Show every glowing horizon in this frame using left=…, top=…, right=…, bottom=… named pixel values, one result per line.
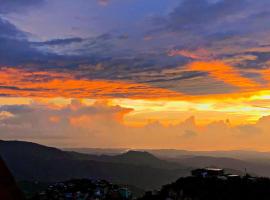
left=1, top=0, right=270, bottom=150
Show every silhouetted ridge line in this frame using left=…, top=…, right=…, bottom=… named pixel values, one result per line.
left=0, top=140, right=189, bottom=190
left=0, top=156, right=25, bottom=200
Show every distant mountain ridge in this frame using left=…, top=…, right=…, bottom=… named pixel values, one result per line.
left=67, top=147, right=270, bottom=160
left=3, top=140, right=270, bottom=191
left=146, top=149, right=270, bottom=160
left=67, top=147, right=270, bottom=177
left=0, top=140, right=189, bottom=190
left=68, top=150, right=184, bottom=170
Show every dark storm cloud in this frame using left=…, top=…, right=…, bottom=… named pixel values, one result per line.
left=0, top=16, right=77, bottom=67
left=0, top=18, right=26, bottom=39
left=0, top=18, right=42, bottom=65
left=148, top=0, right=270, bottom=79
left=0, top=18, right=62, bottom=66
left=151, top=0, right=270, bottom=48
left=33, top=37, right=84, bottom=46
left=1, top=0, right=270, bottom=96
left=167, top=0, right=246, bottom=31
left=0, top=0, right=45, bottom=14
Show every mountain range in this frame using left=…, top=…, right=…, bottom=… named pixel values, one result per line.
left=0, top=140, right=189, bottom=190
left=2, top=140, right=270, bottom=191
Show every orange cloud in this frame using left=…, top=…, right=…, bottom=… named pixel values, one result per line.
left=49, top=116, right=61, bottom=123
left=0, top=65, right=268, bottom=105
left=260, top=69, right=270, bottom=83
left=1, top=90, right=270, bottom=150
left=0, top=67, right=182, bottom=100
left=187, top=61, right=259, bottom=89
left=2, top=100, right=270, bottom=151
left=69, top=115, right=92, bottom=127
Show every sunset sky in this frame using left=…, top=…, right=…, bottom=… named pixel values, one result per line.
left=0, top=0, right=270, bottom=150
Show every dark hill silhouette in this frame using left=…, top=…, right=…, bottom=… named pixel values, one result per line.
left=116, top=150, right=160, bottom=162
left=69, top=150, right=184, bottom=170
left=0, top=156, right=25, bottom=200
left=4, top=140, right=270, bottom=191
left=138, top=176, right=270, bottom=200
left=115, top=150, right=177, bottom=168
left=69, top=148, right=270, bottom=160
left=147, top=149, right=270, bottom=160
left=64, top=147, right=127, bottom=155
left=69, top=147, right=270, bottom=177
left=0, top=140, right=189, bottom=190
left=0, top=140, right=72, bottom=160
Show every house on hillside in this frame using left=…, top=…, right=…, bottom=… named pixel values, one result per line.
left=118, top=187, right=132, bottom=199
left=191, top=168, right=224, bottom=177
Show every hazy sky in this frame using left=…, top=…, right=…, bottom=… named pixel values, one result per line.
left=0, top=0, right=270, bottom=150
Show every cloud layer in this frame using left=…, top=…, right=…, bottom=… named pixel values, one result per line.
left=0, top=0, right=270, bottom=149
left=0, top=100, right=269, bottom=150
left=1, top=0, right=270, bottom=96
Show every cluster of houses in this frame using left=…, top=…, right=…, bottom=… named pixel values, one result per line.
left=32, top=179, right=132, bottom=200
left=31, top=168, right=245, bottom=200
left=138, top=168, right=264, bottom=200
left=191, top=167, right=241, bottom=180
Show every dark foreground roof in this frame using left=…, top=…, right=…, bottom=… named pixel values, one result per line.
left=0, top=156, right=24, bottom=200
